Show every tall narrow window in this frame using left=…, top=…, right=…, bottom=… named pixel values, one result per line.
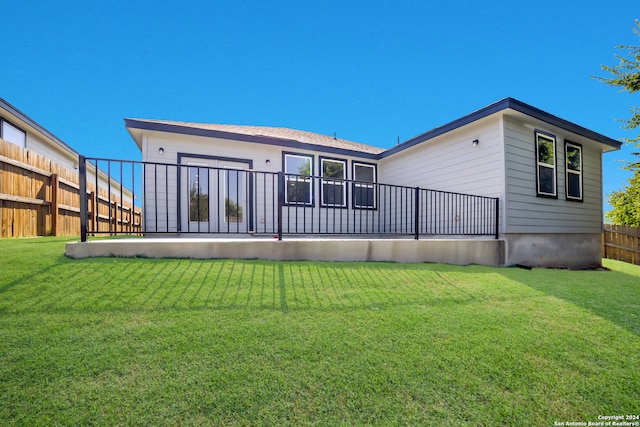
left=1, top=120, right=26, bottom=148
left=353, top=162, right=376, bottom=209
left=565, top=142, right=583, bottom=201
left=535, top=132, right=556, bottom=198
left=224, top=168, right=244, bottom=222
left=320, top=158, right=346, bottom=207
left=188, top=165, right=209, bottom=222
left=284, top=153, right=313, bottom=205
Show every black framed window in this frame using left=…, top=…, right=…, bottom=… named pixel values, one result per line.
left=565, top=142, right=583, bottom=201
left=320, top=157, right=347, bottom=207
left=1, top=119, right=26, bottom=148
left=535, top=132, right=557, bottom=198
left=284, top=153, right=313, bottom=205
left=353, top=162, right=376, bottom=209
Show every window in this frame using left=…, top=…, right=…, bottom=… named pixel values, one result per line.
left=188, top=164, right=209, bottom=222
left=353, top=162, right=376, bottom=208
left=565, top=142, right=583, bottom=201
left=284, top=153, right=313, bottom=205
left=1, top=119, right=26, bottom=148
left=224, top=168, right=244, bottom=222
left=320, top=158, right=346, bottom=207
left=535, top=132, right=556, bottom=197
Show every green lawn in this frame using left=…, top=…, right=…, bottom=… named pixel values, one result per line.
left=1, top=237, right=639, bottom=426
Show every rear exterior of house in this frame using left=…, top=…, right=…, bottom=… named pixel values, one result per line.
left=122, top=98, right=620, bottom=267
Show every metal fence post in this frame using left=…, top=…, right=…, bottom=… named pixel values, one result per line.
left=277, top=171, right=284, bottom=241
left=414, top=187, right=420, bottom=240
left=495, top=197, right=500, bottom=239
left=79, top=155, right=88, bottom=242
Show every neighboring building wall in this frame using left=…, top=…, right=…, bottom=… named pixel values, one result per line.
left=1, top=103, right=78, bottom=171
left=26, top=132, right=77, bottom=171
left=1, top=99, right=138, bottom=237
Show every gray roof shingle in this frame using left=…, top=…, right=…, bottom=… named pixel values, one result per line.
left=128, top=119, right=386, bottom=155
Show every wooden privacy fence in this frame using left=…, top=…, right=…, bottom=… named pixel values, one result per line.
left=0, top=139, right=141, bottom=238
left=602, top=224, right=640, bottom=266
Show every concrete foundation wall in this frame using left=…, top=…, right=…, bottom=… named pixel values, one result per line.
left=66, top=238, right=506, bottom=266
left=504, top=233, right=602, bottom=268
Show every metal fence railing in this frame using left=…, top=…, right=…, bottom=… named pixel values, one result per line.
left=79, top=156, right=499, bottom=242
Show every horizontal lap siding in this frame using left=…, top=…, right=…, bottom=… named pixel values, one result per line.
left=379, top=117, right=503, bottom=198
left=26, top=133, right=77, bottom=171
left=504, top=117, right=602, bottom=234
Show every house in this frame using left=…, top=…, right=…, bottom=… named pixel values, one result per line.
left=0, top=97, right=139, bottom=237
left=1, top=97, right=82, bottom=171
left=77, top=97, right=620, bottom=267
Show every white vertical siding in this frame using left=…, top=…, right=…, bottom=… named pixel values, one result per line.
left=503, top=116, right=603, bottom=234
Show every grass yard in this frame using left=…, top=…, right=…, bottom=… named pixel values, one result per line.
left=0, top=237, right=639, bottom=426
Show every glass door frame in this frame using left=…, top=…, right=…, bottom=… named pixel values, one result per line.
left=177, top=153, right=254, bottom=233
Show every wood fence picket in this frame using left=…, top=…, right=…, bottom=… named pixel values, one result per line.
left=0, top=139, right=141, bottom=237
left=603, top=224, right=640, bottom=265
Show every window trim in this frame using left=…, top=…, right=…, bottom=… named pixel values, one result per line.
left=283, top=152, right=314, bottom=206
left=565, top=140, right=583, bottom=202
left=319, top=156, right=347, bottom=208
left=352, top=161, right=377, bottom=210
left=534, top=131, right=557, bottom=198
left=1, top=118, right=27, bottom=148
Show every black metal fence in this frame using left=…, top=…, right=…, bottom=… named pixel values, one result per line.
left=79, top=157, right=499, bottom=241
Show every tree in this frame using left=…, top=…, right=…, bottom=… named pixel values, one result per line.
left=606, top=172, right=640, bottom=226
left=597, top=20, right=640, bottom=225
left=596, top=20, right=640, bottom=148
left=225, top=198, right=243, bottom=223
left=189, top=185, right=209, bottom=222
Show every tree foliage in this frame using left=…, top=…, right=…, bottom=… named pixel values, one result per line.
left=596, top=20, right=640, bottom=147
left=597, top=21, right=640, bottom=225
left=189, top=186, right=209, bottom=222
left=606, top=172, right=640, bottom=226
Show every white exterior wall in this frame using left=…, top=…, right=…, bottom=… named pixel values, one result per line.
left=26, top=133, right=77, bottom=171
left=379, top=116, right=504, bottom=196
left=503, top=116, right=603, bottom=234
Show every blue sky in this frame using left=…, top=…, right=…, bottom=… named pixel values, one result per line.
left=2, top=1, right=639, bottom=213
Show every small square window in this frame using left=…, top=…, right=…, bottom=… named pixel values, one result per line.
left=1, top=120, right=26, bottom=148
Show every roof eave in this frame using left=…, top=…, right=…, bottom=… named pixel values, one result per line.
left=379, top=98, right=622, bottom=158
left=124, top=118, right=381, bottom=160
left=0, top=97, right=79, bottom=158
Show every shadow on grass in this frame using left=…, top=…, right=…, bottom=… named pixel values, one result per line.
left=0, top=257, right=490, bottom=316
left=4, top=250, right=638, bottom=339
left=496, top=262, right=640, bottom=337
